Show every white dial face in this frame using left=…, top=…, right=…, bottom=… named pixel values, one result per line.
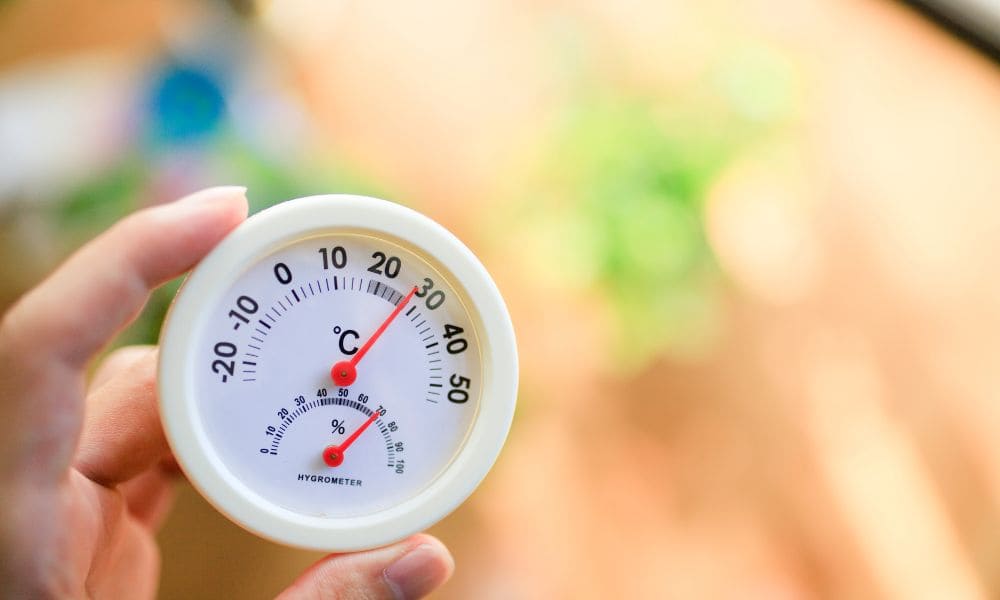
left=194, top=233, right=481, bottom=518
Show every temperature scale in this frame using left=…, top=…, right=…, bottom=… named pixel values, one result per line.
left=158, top=195, right=517, bottom=551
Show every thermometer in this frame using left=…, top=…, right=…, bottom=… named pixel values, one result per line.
left=158, top=195, right=517, bottom=551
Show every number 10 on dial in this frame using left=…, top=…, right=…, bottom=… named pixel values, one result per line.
left=159, top=195, right=518, bottom=551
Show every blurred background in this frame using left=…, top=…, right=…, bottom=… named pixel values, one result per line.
left=2, top=0, right=1000, bottom=597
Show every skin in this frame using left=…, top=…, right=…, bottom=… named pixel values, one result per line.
left=0, top=187, right=454, bottom=599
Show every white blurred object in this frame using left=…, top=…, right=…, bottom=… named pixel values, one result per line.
left=0, top=55, right=141, bottom=205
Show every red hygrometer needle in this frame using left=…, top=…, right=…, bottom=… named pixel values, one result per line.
left=323, top=410, right=381, bottom=467
left=331, top=286, right=418, bottom=386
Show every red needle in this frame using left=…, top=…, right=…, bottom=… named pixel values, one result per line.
left=323, top=410, right=381, bottom=467
left=331, top=286, right=418, bottom=386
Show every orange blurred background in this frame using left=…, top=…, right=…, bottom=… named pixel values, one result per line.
left=3, top=0, right=1000, bottom=598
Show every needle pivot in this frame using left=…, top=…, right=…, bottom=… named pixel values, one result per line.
left=330, top=361, right=357, bottom=387
left=322, top=446, right=345, bottom=467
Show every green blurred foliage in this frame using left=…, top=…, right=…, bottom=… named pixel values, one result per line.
left=525, top=44, right=795, bottom=367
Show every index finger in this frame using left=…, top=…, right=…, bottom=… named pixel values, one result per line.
left=0, top=186, right=247, bottom=479
left=1, top=186, right=248, bottom=369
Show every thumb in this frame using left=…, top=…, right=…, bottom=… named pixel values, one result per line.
left=277, top=535, right=455, bottom=600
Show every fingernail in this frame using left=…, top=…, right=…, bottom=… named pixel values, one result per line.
left=383, top=544, right=444, bottom=600
left=176, top=186, right=247, bottom=206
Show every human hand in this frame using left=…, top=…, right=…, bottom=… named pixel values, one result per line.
left=0, top=187, right=454, bottom=599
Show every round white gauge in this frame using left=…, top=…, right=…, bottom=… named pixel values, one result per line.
left=158, top=195, right=517, bottom=551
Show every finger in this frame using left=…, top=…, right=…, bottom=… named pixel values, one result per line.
left=81, top=479, right=160, bottom=600
left=2, top=186, right=247, bottom=369
left=75, top=349, right=169, bottom=486
left=0, top=187, right=247, bottom=479
left=276, top=535, right=454, bottom=600
left=88, top=345, right=155, bottom=392
left=120, top=461, right=178, bottom=531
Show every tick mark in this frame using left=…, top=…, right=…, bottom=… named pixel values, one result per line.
left=259, top=320, right=272, bottom=329
left=291, top=289, right=300, bottom=302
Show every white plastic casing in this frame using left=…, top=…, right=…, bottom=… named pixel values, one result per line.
left=158, top=195, right=517, bottom=551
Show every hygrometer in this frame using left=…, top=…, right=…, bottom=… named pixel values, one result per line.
left=158, top=194, right=517, bottom=551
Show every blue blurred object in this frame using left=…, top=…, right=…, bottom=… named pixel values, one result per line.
left=146, top=63, right=227, bottom=144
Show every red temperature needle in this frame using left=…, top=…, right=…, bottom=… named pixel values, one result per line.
left=323, top=410, right=381, bottom=467
left=331, top=286, right=418, bottom=387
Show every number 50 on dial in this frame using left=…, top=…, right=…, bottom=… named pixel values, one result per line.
left=158, top=195, right=518, bottom=551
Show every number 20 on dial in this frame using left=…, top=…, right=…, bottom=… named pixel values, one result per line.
left=158, top=195, right=518, bottom=551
